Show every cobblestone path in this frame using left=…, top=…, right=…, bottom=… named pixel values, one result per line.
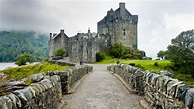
left=60, top=64, right=142, bottom=109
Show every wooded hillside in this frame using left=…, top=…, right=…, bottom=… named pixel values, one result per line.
left=0, top=31, right=49, bottom=62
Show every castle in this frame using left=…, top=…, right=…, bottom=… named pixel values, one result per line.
left=49, top=2, right=138, bottom=63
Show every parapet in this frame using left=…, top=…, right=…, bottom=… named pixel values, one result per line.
left=107, top=64, right=194, bottom=109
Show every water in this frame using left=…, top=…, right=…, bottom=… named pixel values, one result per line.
left=0, top=63, right=17, bottom=70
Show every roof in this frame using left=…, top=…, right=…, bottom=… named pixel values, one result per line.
left=115, top=8, right=132, bottom=16
left=52, top=32, right=69, bottom=40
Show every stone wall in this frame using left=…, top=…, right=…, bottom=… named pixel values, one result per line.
left=0, top=74, right=62, bottom=109
left=68, top=33, right=110, bottom=63
left=47, top=65, right=93, bottom=94
left=50, top=60, right=76, bottom=66
left=107, top=64, right=194, bottom=109
left=0, top=62, right=93, bottom=108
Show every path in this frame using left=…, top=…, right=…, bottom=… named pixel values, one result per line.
left=60, top=64, right=142, bottom=109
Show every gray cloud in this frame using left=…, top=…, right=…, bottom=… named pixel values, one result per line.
left=0, top=0, right=193, bottom=58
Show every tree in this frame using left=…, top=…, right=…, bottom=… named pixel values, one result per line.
left=15, top=53, right=35, bottom=66
left=0, top=31, right=49, bottom=62
left=96, top=52, right=105, bottom=62
left=166, top=30, right=194, bottom=77
left=157, top=50, right=166, bottom=59
left=110, top=42, right=125, bottom=58
left=54, top=48, right=66, bottom=57
left=122, top=47, right=140, bottom=59
left=109, top=42, right=140, bottom=59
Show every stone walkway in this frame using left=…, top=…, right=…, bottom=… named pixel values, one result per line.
left=60, top=64, right=142, bottom=109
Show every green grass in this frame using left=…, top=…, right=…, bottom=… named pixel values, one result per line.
left=122, top=60, right=171, bottom=71
left=95, top=58, right=194, bottom=85
left=173, top=72, right=194, bottom=85
left=0, top=61, right=70, bottom=80
left=94, top=57, right=171, bottom=71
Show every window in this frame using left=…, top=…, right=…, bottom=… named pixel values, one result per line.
left=123, top=29, right=126, bottom=36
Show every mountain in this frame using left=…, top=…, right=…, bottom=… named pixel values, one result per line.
left=0, top=31, right=49, bottom=62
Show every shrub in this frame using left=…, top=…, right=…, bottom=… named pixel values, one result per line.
left=109, top=42, right=125, bottom=58
left=129, top=63, right=135, bottom=66
left=116, top=59, right=120, bottom=64
left=15, top=53, right=35, bottom=66
left=164, top=64, right=174, bottom=71
left=96, top=52, right=105, bottom=62
left=54, top=48, right=66, bottom=57
left=154, top=62, right=158, bottom=66
left=135, top=64, right=145, bottom=70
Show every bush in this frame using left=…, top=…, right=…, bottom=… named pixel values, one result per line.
left=109, top=42, right=125, bottom=58
left=129, top=63, right=135, bottom=66
left=164, top=64, right=174, bottom=71
left=154, top=62, right=158, bottom=66
left=135, top=64, right=145, bottom=70
left=15, top=53, right=35, bottom=66
left=96, top=52, right=105, bottom=62
left=54, top=48, right=66, bottom=57
left=116, top=59, right=120, bottom=64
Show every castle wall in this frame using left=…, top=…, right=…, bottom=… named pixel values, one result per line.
left=48, top=30, right=69, bottom=58
left=112, top=18, right=138, bottom=48
left=97, top=3, right=138, bottom=48
left=49, top=2, right=138, bottom=63
left=68, top=33, right=109, bottom=63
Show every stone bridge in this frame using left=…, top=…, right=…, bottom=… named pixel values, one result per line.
left=0, top=61, right=194, bottom=109
left=59, top=64, right=142, bottom=109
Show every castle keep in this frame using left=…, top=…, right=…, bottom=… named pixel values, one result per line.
left=49, top=3, right=138, bottom=63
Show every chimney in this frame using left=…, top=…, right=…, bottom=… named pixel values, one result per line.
left=50, top=33, right=52, bottom=39
left=88, top=28, right=91, bottom=34
left=60, top=29, right=64, bottom=33
left=119, top=2, right=125, bottom=17
left=119, top=2, right=125, bottom=9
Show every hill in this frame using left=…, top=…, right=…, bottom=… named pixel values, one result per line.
left=0, top=31, right=49, bottom=62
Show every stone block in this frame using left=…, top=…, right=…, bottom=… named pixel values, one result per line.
left=150, top=74, right=161, bottom=87
left=185, top=88, right=194, bottom=109
left=175, top=83, right=189, bottom=102
left=12, top=90, right=28, bottom=107
left=7, top=93, right=20, bottom=108
left=166, top=79, right=179, bottom=96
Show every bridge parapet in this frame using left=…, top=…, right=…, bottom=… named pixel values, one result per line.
left=107, top=64, right=194, bottom=109
left=47, top=65, right=93, bottom=94
left=0, top=74, right=62, bottom=109
left=0, top=62, right=93, bottom=108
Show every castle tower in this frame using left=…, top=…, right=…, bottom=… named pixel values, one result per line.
left=97, top=2, right=138, bottom=48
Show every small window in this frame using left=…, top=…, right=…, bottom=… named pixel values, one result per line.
left=123, top=29, right=126, bottom=36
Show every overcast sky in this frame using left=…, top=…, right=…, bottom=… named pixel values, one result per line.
left=0, top=0, right=193, bottom=59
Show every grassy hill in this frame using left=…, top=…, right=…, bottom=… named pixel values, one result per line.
left=0, top=31, right=49, bottom=62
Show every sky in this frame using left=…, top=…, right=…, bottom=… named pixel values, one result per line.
left=0, top=0, right=194, bottom=59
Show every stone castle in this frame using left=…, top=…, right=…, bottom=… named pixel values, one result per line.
left=49, top=2, right=138, bottom=63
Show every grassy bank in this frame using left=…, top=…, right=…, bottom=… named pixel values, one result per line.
left=94, top=58, right=171, bottom=71
left=95, top=58, right=194, bottom=85
left=122, top=60, right=171, bottom=71
left=0, top=61, right=70, bottom=80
